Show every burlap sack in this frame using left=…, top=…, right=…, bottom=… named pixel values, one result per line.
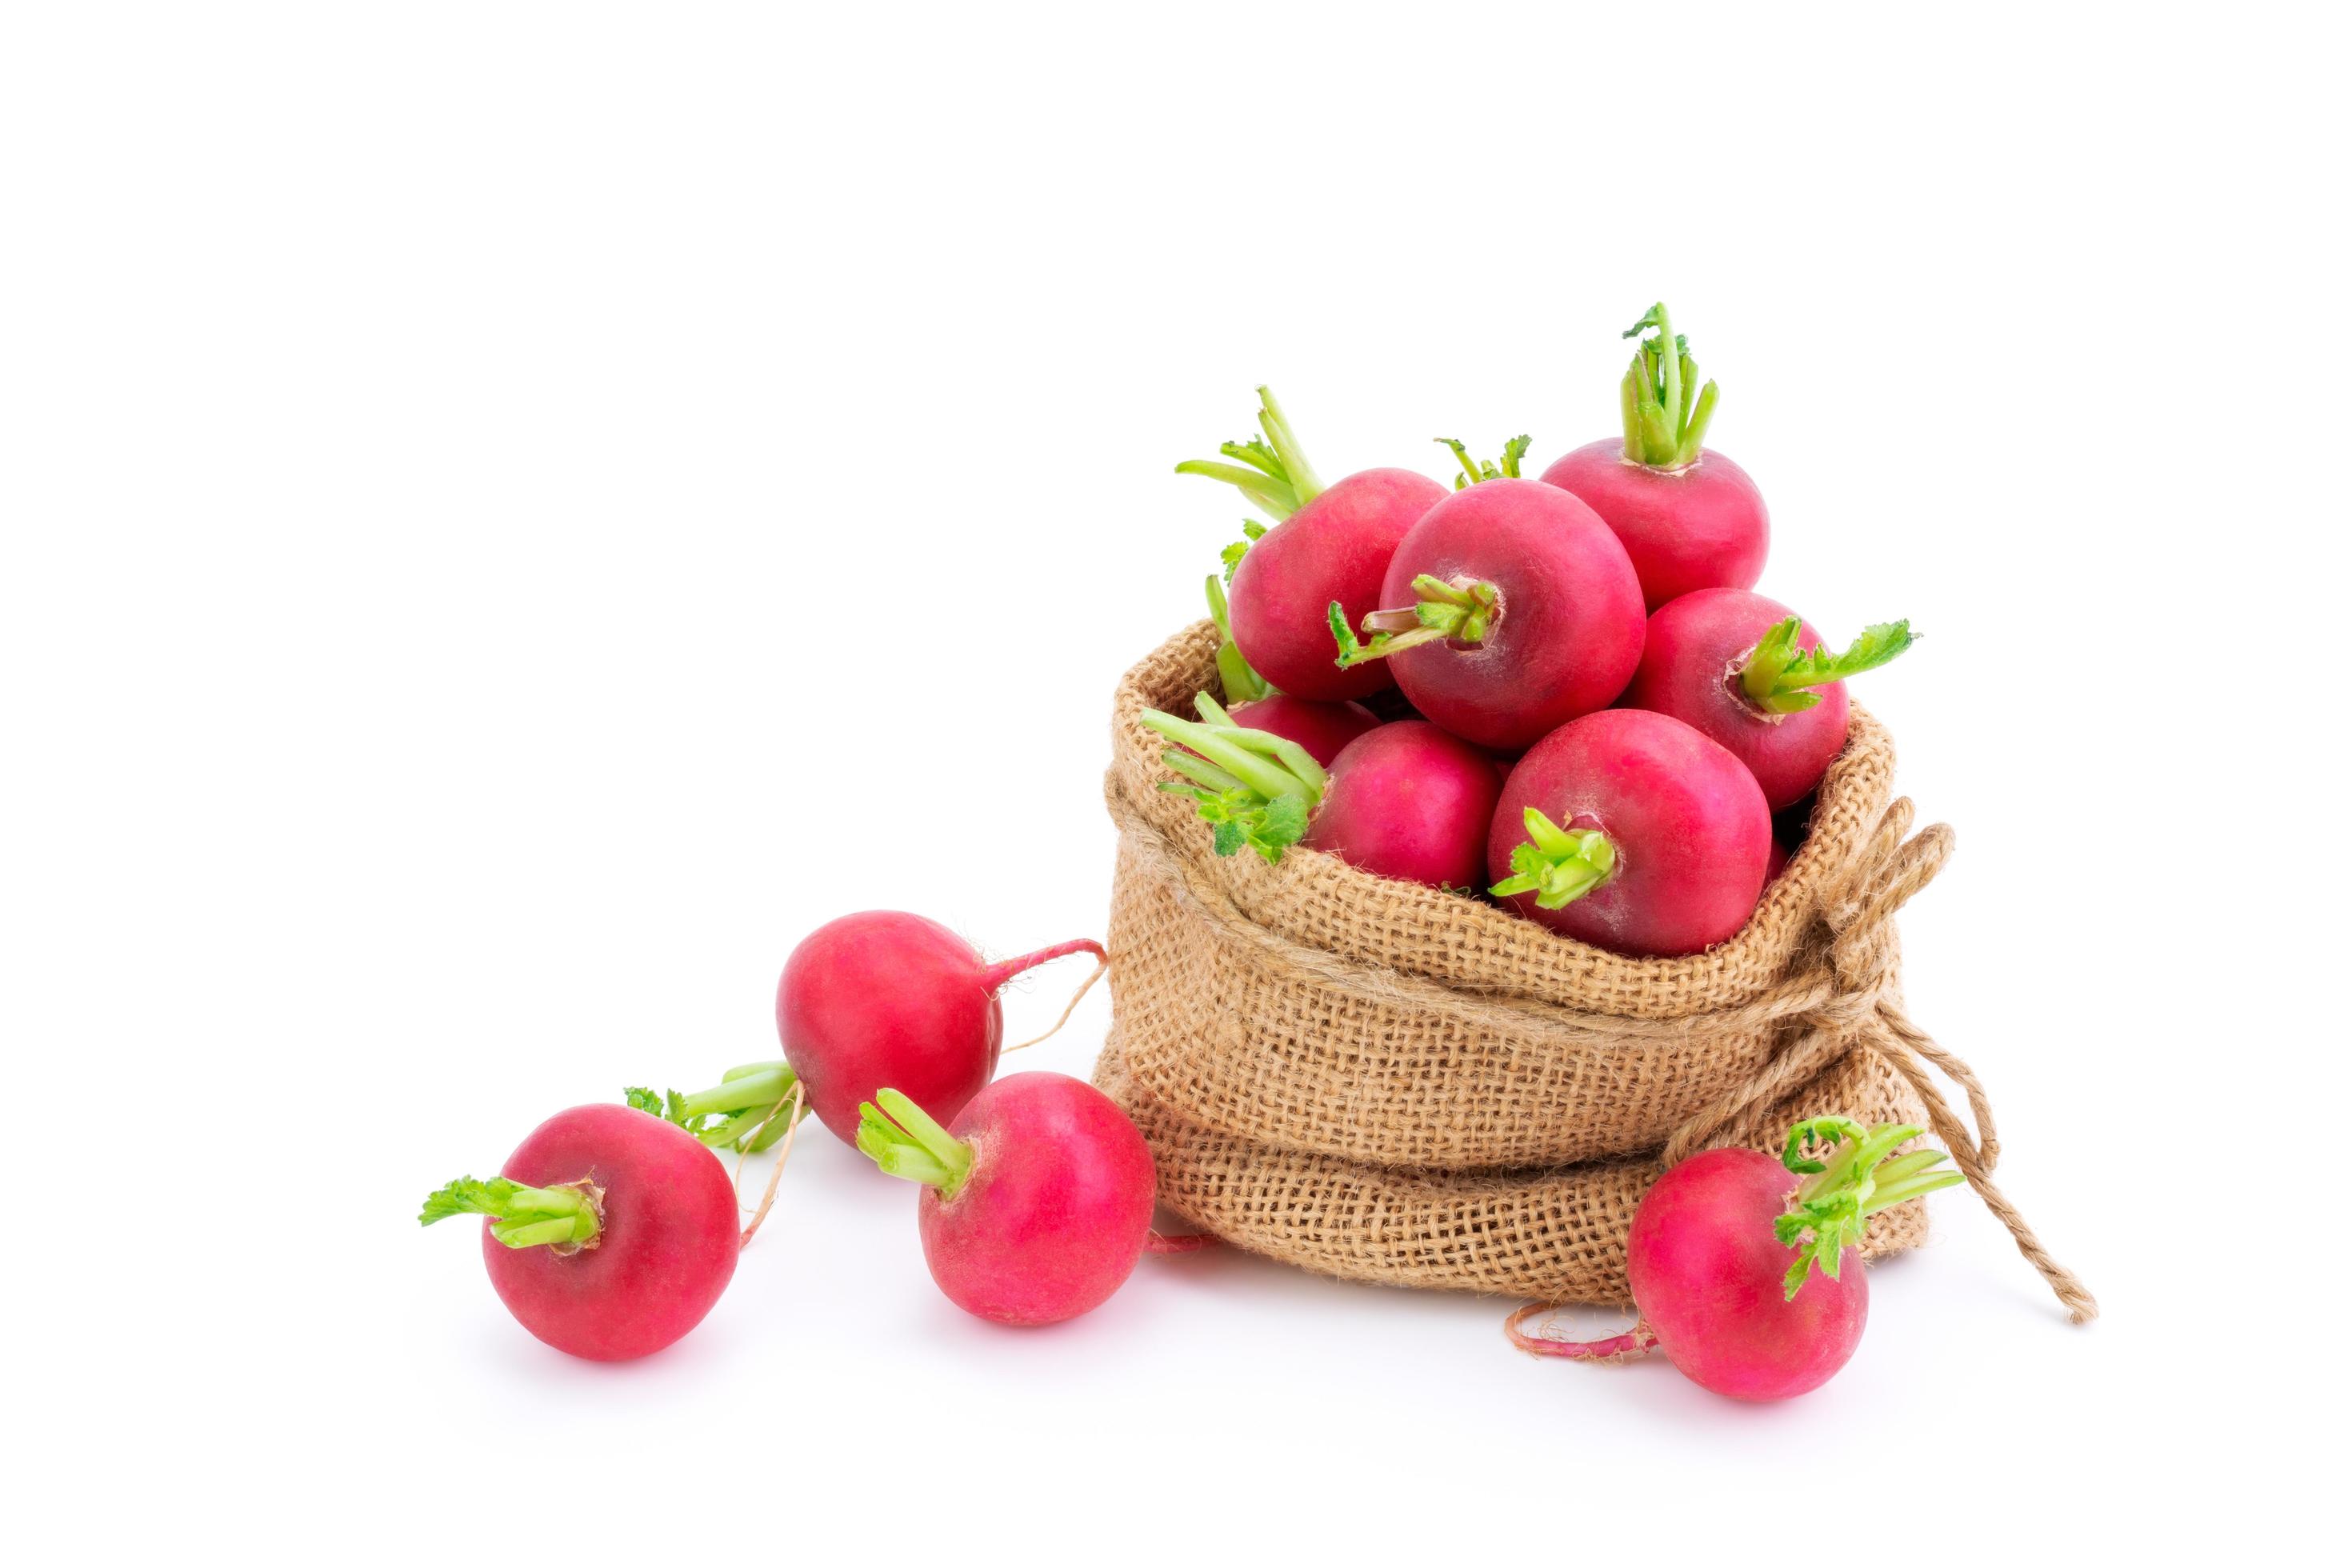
left=1094, top=622, right=2097, bottom=1318
left=1098, top=1028, right=1928, bottom=1303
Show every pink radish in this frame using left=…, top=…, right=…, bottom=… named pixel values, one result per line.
left=858, top=1073, right=1156, bottom=1326
left=1509, top=1118, right=1962, bottom=1401
left=1142, top=698, right=1498, bottom=889
left=777, top=912, right=1106, bottom=1148
left=1540, top=303, right=1769, bottom=610
left=1301, top=720, right=1501, bottom=890
left=1326, top=451, right=1646, bottom=751
left=1765, top=835, right=1793, bottom=882
left=418, top=1103, right=739, bottom=1362
left=1180, top=386, right=1447, bottom=702
left=1622, top=587, right=1916, bottom=810
left=1488, top=708, right=1769, bottom=957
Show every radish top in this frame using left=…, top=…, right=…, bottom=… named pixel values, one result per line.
left=419, top=1174, right=604, bottom=1252
left=1775, top=1117, right=1965, bottom=1299
left=857, top=1088, right=977, bottom=1198
left=1737, top=617, right=1917, bottom=714
left=1489, top=806, right=1618, bottom=908
left=1436, top=433, right=1532, bottom=489
left=1139, top=693, right=1327, bottom=862
left=1618, top=302, right=1721, bottom=470
left=625, top=1063, right=805, bottom=1156
left=1176, top=385, right=1326, bottom=522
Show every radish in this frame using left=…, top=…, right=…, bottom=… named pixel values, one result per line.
left=1142, top=697, right=1498, bottom=888
left=1298, top=718, right=1501, bottom=890
left=1623, top=587, right=1916, bottom=810
left=1179, top=386, right=1447, bottom=702
left=857, top=1073, right=1156, bottom=1326
left=1508, top=1118, right=1962, bottom=1401
left=1199, top=559, right=1379, bottom=762
left=1325, top=455, right=1646, bottom=751
left=1540, top=303, right=1769, bottom=610
left=1487, top=708, right=1770, bottom=957
left=418, top=1102, right=739, bottom=1362
left=777, top=912, right=1106, bottom=1148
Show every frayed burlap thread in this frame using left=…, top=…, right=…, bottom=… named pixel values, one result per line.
left=1094, top=622, right=2097, bottom=1321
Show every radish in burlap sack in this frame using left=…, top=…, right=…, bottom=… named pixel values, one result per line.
left=1093, top=622, right=2095, bottom=1321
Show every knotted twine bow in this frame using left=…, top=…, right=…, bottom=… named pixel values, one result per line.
left=1658, top=798, right=2097, bottom=1323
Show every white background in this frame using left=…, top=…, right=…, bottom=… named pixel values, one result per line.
left=4, top=3, right=2342, bottom=1560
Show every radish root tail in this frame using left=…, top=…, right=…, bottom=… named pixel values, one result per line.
left=1001, top=948, right=1110, bottom=1054
left=1504, top=1300, right=1660, bottom=1363
left=1142, top=1229, right=1223, bottom=1254
left=736, top=1080, right=806, bottom=1249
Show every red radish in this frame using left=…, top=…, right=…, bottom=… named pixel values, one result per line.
left=1141, top=698, right=1498, bottom=889
left=1623, top=587, right=1916, bottom=810
left=418, top=1103, right=739, bottom=1362
left=1180, top=386, right=1447, bottom=702
left=1326, top=454, right=1646, bottom=751
left=778, top=912, right=1106, bottom=1148
left=1765, top=835, right=1792, bottom=882
left=1508, top=1118, right=1962, bottom=1400
left=858, top=1074, right=1156, bottom=1326
left=1540, top=303, right=1768, bottom=610
left=1488, top=708, right=1770, bottom=956
left=1224, top=691, right=1380, bottom=767
left=1302, top=720, right=1500, bottom=889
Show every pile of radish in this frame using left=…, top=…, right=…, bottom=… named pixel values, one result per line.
left=415, top=304, right=1974, bottom=1406
left=1161, top=302, right=1914, bottom=958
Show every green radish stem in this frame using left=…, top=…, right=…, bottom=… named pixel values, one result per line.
left=1489, top=807, right=1618, bottom=908
left=856, top=1089, right=976, bottom=1199
left=1204, top=573, right=1270, bottom=703
left=1327, top=576, right=1502, bottom=667
left=1437, top=434, right=1532, bottom=490
left=1736, top=618, right=1918, bottom=715
left=626, top=1064, right=805, bottom=1154
left=1774, top=1117, right=1966, bottom=1299
left=1175, top=386, right=1326, bottom=522
left=1139, top=696, right=1328, bottom=862
left=1619, top=302, right=1720, bottom=469
left=418, top=1174, right=603, bottom=1251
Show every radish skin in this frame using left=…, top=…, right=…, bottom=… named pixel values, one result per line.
left=860, top=1074, right=1157, bottom=1326
left=1301, top=720, right=1501, bottom=890
left=418, top=1103, right=740, bottom=1362
left=1488, top=709, right=1770, bottom=957
left=778, top=912, right=1106, bottom=1148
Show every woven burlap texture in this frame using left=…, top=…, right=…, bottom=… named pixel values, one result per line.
left=1095, top=622, right=2097, bottom=1319
left=1097, top=1027, right=1927, bottom=1303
